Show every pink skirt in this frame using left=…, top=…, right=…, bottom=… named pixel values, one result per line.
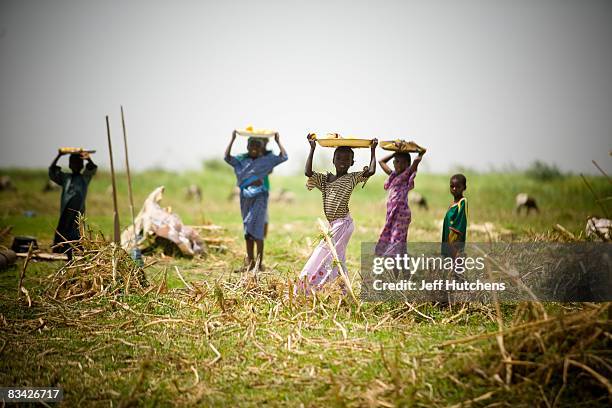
left=296, top=215, right=354, bottom=294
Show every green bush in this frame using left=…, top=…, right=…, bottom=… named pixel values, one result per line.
left=525, top=160, right=564, bottom=181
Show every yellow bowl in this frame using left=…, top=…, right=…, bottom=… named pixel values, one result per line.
left=380, top=140, right=420, bottom=153
left=316, top=134, right=373, bottom=148
left=59, top=147, right=96, bottom=154
left=236, top=127, right=276, bottom=138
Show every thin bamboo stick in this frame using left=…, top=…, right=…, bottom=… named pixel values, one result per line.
left=121, top=106, right=137, bottom=239
left=106, top=116, right=121, bottom=243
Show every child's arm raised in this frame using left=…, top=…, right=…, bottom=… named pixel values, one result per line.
left=49, top=150, right=66, bottom=184
left=50, top=151, right=64, bottom=168
left=274, top=132, right=288, bottom=158
left=224, top=130, right=238, bottom=165
left=304, top=133, right=316, bottom=177
left=378, top=152, right=395, bottom=176
left=362, top=138, right=378, bottom=177
left=83, top=153, right=98, bottom=178
left=407, top=142, right=426, bottom=174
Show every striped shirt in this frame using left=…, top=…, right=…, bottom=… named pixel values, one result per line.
left=307, top=171, right=369, bottom=222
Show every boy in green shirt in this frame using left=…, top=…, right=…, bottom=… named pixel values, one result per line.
left=441, top=174, right=467, bottom=258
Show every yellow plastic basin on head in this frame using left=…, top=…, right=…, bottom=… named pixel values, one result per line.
left=236, top=126, right=276, bottom=138
left=315, top=133, right=373, bottom=148
left=380, top=140, right=421, bottom=153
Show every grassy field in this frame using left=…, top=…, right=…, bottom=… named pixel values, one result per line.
left=0, top=163, right=610, bottom=406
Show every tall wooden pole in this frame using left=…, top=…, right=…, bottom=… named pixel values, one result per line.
left=121, top=106, right=137, bottom=236
left=106, top=115, right=121, bottom=243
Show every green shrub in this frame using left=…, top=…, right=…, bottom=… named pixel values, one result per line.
left=525, top=160, right=564, bottom=181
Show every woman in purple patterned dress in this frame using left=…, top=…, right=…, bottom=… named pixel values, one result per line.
left=375, top=142, right=426, bottom=256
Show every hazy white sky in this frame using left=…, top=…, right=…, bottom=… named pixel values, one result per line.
left=1, top=0, right=611, bottom=174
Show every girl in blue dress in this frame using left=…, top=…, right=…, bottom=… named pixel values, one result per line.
left=225, top=131, right=288, bottom=271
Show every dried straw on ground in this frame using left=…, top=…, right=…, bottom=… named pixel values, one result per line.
left=46, top=232, right=148, bottom=301
left=445, top=302, right=611, bottom=405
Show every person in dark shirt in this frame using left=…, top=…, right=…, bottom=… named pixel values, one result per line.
left=49, top=150, right=97, bottom=259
